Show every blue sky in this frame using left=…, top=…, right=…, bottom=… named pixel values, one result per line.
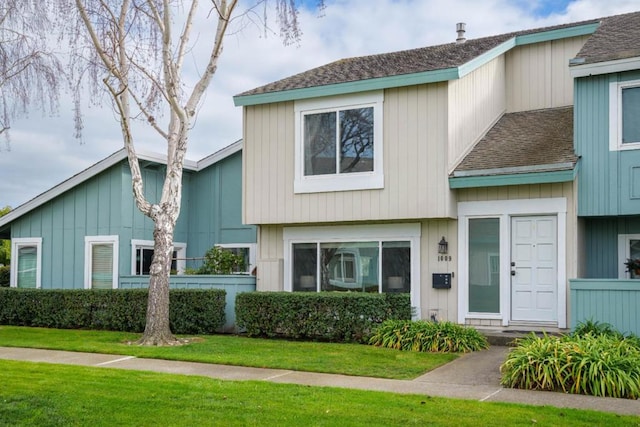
left=1, top=0, right=638, bottom=209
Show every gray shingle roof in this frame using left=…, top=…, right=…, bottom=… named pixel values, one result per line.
left=452, top=107, right=577, bottom=177
left=572, top=11, right=640, bottom=65
left=238, top=18, right=604, bottom=97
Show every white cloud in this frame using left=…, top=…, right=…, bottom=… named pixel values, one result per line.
left=0, top=0, right=637, bottom=208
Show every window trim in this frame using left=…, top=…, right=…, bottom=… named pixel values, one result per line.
left=84, top=235, right=119, bottom=289
left=294, top=91, right=384, bottom=194
left=283, top=223, right=420, bottom=318
left=10, top=237, right=42, bottom=288
left=130, top=239, right=187, bottom=275
left=609, top=79, right=640, bottom=151
left=215, top=243, right=257, bottom=274
left=617, top=233, right=640, bottom=279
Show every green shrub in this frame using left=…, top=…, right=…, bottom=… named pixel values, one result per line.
left=369, top=319, right=488, bottom=353
left=501, top=332, right=640, bottom=399
left=0, top=288, right=225, bottom=334
left=235, top=292, right=410, bottom=343
left=198, top=246, right=245, bottom=274
left=0, top=265, right=9, bottom=287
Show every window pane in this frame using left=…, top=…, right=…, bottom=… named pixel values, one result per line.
left=320, top=242, right=379, bottom=292
left=292, top=243, right=317, bottom=291
left=339, top=107, right=374, bottom=173
left=468, top=218, right=500, bottom=313
left=220, top=247, right=250, bottom=273
left=304, top=112, right=336, bottom=175
left=382, top=241, right=411, bottom=293
left=92, top=243, right=113, bottom=289
left=17, top=246, right=37, bottom=288
left=622, top=86, right=640, bottom=144
left=630, top=239, right=640, bottom=260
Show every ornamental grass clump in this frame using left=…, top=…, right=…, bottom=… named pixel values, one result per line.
left=369, top=319, right=488, bottom=353
left=500, top=332, right=640, bottom=399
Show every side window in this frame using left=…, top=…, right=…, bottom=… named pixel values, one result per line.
left=618, top=233, right=640, bottom=278
left=131, top=240, right=186, bottom=275
left=10, top=238, right=42, bottom=288
left=610, top=80, right=640, bottom=150
left=85, top=236, right=118, bottom=289
left=215, top=244, right=257, bottom=274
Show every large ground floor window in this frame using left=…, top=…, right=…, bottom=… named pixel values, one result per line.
left=284, top=224, right=420, bottom=297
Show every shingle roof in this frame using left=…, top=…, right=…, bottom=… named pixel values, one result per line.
left=238, top=18, right=603, bottom=97
left=452, top=107, right=577, bottom=177
left=572, top=11, right=640, bottom=65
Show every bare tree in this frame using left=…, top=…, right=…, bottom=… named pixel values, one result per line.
left=59, top=0, right=323, bottom=345
left=0, top=3, right=62, bottom=144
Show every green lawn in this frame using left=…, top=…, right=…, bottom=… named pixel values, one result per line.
left=0, top=326, right=456, bottom=379
left=2, top=360, right=636, bottom=427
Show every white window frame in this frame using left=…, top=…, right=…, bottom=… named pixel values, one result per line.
left=10, top=237, right=42, bottom=288
left=617, top=233, right=640, bottom=279
left=609, top=79, right=640, bottom=151
left=84, top=235, right=119, bottom=289
left=294, top=91, right=384, bottom=194
left=457, top=198, right=567, bottom=328
left=283, top=223, right=421, bottom=318
left=215, top=243, right=257, bottom=274
left=130, top=239, right=187, bottom=275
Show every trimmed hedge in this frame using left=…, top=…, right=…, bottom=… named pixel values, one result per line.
left=0, top=288, right=225, bottom=334
left=0, top=265, right=9, bottom=287
left=235, top=292, right=411, bottom=342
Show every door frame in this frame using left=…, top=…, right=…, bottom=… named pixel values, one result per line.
left=457, top=198, right=567, bottom=328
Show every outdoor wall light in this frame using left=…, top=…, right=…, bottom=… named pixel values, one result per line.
left=438, top=237, right=448, bottom=255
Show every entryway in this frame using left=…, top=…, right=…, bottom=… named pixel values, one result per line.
left=511, top=216, right=558, bottom=322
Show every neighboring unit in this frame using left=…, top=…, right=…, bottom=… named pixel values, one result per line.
left=0, top=140, right=256, bottom=291
left=234, top=12, right=640, bottom=333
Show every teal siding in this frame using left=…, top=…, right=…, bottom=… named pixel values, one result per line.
left=186, top=151, right=256, bottom=268
left=575, top=71, right=640, bottom=216
left=584, top=217, right=640, bottom=278
left=8, top=150, right=254, bottom=289
left=570, top=279, right=640, bottom=335
left=119, top=274, right=256, bottom=332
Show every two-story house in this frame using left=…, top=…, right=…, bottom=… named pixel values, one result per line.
left=234, top=11, right=640, bottom=332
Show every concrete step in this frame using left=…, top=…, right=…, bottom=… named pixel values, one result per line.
left=480, top=330, right=563, bottom=347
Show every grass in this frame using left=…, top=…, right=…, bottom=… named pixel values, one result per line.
left=0, top=326, right=457, bottom=379
left=1, top=360, right=637, bottom=427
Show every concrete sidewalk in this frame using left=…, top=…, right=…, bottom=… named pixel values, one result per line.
left=1, top=346, right=638, bottom=416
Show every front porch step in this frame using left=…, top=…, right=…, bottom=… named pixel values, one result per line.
left=480, top=329, right=564, bottom=347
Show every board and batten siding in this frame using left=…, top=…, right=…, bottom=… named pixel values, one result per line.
left=10, top=162, right=191, bottom=288
left=505, top=36, right=588, bottom=113
left=187, top=151, right=256, bottom=268
left=582, top=217, right=640, bottom=278
left=242, top=83, right=453, bottom=225
left=448, top=56, right=506, bottom=171
left=575, top=70, right=640, bottom=216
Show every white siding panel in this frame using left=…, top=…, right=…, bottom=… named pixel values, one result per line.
left=506, top=36, right=589, bottom=112
left=448, top=56, right=506, bottom=171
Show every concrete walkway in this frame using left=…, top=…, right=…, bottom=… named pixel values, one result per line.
left=1, top=346, right=638, bottom=416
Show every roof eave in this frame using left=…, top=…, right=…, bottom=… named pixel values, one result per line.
left=234, top=22, right=600, bottom=107
left=570, top=56, right=640, bottom=78
left=449, top=163, right=578, bottom=189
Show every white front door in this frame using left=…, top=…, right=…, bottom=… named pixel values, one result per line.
left=511, top=216, right=557, bottom=322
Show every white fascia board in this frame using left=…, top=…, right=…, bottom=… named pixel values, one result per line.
left=197, top=139, right=243, bottom=170
left=570, top=56, right=640, bottom=78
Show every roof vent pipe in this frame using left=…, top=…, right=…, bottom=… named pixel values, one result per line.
left=456, top=22, right=466, bottom=43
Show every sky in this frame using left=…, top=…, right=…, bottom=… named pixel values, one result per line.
left=0, top=0, right=638, bottom=209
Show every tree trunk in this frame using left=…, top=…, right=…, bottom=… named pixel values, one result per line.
left=137, top=213, right=181, bottom=346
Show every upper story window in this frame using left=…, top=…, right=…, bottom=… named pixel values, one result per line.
left=610, top=79, right=640, bottom=151
left=294, top=92, right=384, bottom=193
